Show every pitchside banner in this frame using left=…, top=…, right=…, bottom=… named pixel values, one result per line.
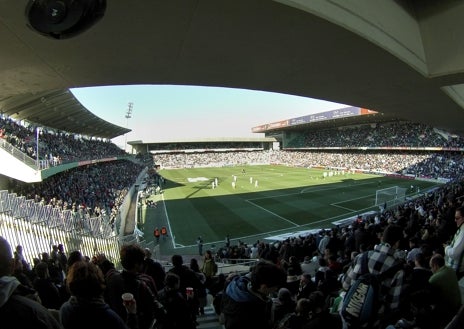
left=252, top=107, right=377, bottom=132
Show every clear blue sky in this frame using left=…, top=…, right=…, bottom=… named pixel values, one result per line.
left=70, top=85, right=347, bottom=148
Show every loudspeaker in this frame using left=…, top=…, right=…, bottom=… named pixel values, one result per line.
left=25, top=0, right=106, bottom=39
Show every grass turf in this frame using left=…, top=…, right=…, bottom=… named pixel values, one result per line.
left=139, top=165, right=440, bottom=248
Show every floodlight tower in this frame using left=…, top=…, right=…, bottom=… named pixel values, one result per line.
left=124, top=102, right=133, bottom=152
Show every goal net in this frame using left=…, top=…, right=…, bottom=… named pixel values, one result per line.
left=375, top=186, right=407, bottom=208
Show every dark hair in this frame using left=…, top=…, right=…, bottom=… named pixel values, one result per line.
left=0, top=236, right=12, bottom=276
left=308, top=290, right=326, bottom=310
left=250, top=261, right=286, bottom=290
left=430, top=254, right=445, bottom=268
left=67, top=250, right=83, bottom=269
left=35, top=262, right=49, bottom=279
left=120, top=244, right=145, bottom=271
left=164, top=272, right=180, bottom=289
left=67, top=261, right=105, bottom=299
left=382, top=224, right=403, bottom=246
left=190, top=258, right=200, bottom=272
left=296, top=298, right=311, bottom=316
left=98, top=259, right=115, bottom=275
left=171, top=254, right=183, bottom=267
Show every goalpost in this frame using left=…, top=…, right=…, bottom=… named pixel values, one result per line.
left=375, top=186, right=407, bottom=208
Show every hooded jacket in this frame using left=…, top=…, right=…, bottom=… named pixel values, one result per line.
left=60, top=296, right=130, bottom=329
left=221, top=275, right=272, bottom=329
left=0, top=276, right=63, bottom=329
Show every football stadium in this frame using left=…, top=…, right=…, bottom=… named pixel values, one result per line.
left=1, top=2, right=464, bottom=329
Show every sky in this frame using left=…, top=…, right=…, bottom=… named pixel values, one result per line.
left=70, top=85, right=348, bottom=148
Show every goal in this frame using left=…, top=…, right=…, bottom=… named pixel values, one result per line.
left=375, top=186, right=407, bottom=208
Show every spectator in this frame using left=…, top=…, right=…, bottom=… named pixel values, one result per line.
left=342, top=224, right=406, bottom=328
left=33, top=262, right=62, bottom=309
left=221, top=260, right=286, bottom=329
left=296, top=273, right=317, bottom=301
left=60, top=260, right=137, bottom=329
left=0, top=236, right=63, bottom=329
left=190, top=258, right=207, bottom=316
left=157, top=272, right=196, bottom=329
left=201, top=250, right=217, bottom=289
left=429, top=254, right=462, bottom=328
left=271, top=287, right=296, bottom=326
left=98, top=257, right=126, bottom=322
left=142, top=248, right=165, bottom=292
left=303, top=290, right=342, bottom=329
left=120, top=244, right=158, bottom=329
left=444, top=206, right=464, bottom=279
left=168, top=255, right=202, bottom=325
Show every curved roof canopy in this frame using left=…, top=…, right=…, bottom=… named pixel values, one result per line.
left=1, top=1, right=464, bottom=136
left=0, top=89, right=129, bottom=139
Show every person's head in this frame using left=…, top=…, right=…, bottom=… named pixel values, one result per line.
left=120, top=243, right=145, bottom=272
left=15, top=245, right=23, bottom=255
left=382, top=224, right=403, bottom=248
left=164, top=272, right=180, bottom=290
left=171, top=254, right=183, bottom=267
left=295, top=298, right=311, bottom=317
left=250, top=261, right=286, bottom=296
left=67, top=250, right=84, bottom=270
left=455, top=206, right=464, bottom=228
left=41, top=252, right=50, bottom=262
left=300, top=273, right=312, bottom=285
left=277, top=287, right=292, bottom=303
left=98, top=259, right=116, bottom=276
left=429, top=254, right=445, bottom=273
left=190, top=258, right=200, bottom=272
left=308, top=290, right=326, bottom=314
left=35, top=262, right=50, bottom=279
left=289, top=256, right=299, bottom=265
left=414, top=253, right=429, bottom=269
left=67, top=261, right=105, bottom=299
left=204, top=250, right=213, bottom=259
left=0, top=236, right=13, bottom=277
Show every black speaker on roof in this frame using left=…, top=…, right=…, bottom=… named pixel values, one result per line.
left=25, top=0, right=106, bottom=39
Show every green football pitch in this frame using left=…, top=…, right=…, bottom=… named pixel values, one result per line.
left=139, top=165, right=441, bottom=249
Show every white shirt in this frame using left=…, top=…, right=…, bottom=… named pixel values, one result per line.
left=445, top=224, right=464, bottom=273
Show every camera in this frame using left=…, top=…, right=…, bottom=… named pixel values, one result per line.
left=25, top=0, right=106, bottom=39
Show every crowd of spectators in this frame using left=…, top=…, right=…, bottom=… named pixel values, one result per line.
left=0, top=115, right=126, bottom=167
left=205, top=176, right=464, bottom=328
left=150, top=141, right=264, bottom=151
left=288, top=121, right=464, bottom=149
left=9, top=160, right=144, bottom=225
left=154, top=149, right=464, bottom=180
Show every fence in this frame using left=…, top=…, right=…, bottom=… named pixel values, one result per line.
left=0, top=190, right=120, bottom=266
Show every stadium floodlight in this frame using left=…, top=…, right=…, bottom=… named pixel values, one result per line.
left=124, top=102, right=133, bottom=153
left=375, top=186, right=407, bottom=208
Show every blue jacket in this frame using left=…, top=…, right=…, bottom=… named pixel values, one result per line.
left=221, top=275, right=272, bottom=329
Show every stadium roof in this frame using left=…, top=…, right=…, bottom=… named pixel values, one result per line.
left=260, top=111, right=405, bottom=133
left=1, top=1, right=464, bottom=137
left=0, top=89, right=130, bottom=139
left=128, top=137, right=276, bottom=146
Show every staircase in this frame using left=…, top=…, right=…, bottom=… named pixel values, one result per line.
left=197, top=295, right=223, bottom=329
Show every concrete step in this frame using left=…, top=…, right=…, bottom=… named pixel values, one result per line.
left=197, top=304, right=223, bottom=329
left=196, top=295, right=223, bottom=329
